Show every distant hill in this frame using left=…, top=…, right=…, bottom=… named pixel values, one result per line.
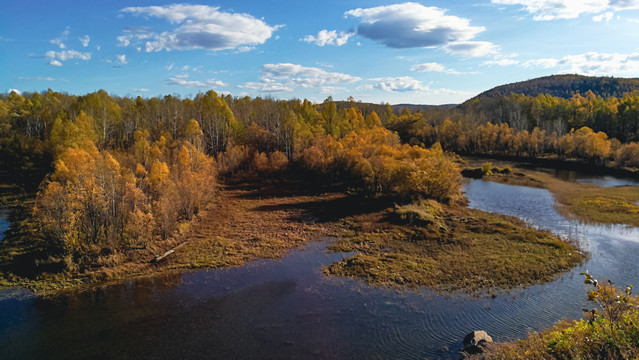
left=331, top=101, right=457, bottom=114
left=476, top=74, right=639, bottom=99
left=391, top=103, right=458, bottom=112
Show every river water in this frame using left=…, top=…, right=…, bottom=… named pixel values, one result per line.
left=2, top=175, right=639, bottom=359
left=0, top=207, right=10, bottom=243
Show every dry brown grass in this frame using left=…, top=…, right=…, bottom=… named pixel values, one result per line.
left=165, top=179, right=341, bottom=270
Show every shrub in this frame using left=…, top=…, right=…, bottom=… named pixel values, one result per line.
left=481, top=162, right=493, bottom=175
left=394, top=199, right=447, bottom=231
left=297, top=128, right=462, bottom=203
left=483, top=273, right=639, bottom=359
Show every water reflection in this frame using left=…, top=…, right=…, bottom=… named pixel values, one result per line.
left=0, top=207, right=10, bottom=242
left=2, top=179, right=639, bottom=359
left=520, top=165, right=639, bottom=187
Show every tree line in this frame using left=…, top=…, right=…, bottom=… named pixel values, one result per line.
left=0, top=90, right=460, bottom=270
left=389, top=91, right=639, bottom=167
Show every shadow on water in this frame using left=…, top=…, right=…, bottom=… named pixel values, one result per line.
left=2, top=178, right=639, bottom=359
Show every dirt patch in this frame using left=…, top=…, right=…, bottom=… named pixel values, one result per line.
left=165, top=179, right=343, bottom=270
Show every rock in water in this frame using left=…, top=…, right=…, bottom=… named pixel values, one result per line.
left=463, top=330, right=493, bottom=354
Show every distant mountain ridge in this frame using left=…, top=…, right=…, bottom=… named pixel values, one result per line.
left=476, top=74, right=639, bottom=100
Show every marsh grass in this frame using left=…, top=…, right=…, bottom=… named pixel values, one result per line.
left=547, top=182, right=639, bottom=227
left=325, top=203, right=583, bottom=293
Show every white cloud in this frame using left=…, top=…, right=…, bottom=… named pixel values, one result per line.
left=411, top=62, right=463, bottom=74
left=174, top=74, right=189, bottom=79
left=50, top=28, right=70, bottom=49
left=133, top=88, right=149, bottom=92
left=302, top=30, right=354, bottom=46
left=412, top=62, right=446, bottom=72
left=79, top=35, right=90, bottom=47
left=444, top=41, right=499, bottom=57
left=593, top=11, right=615, bottom=21
left=260, top=63, right=361, bottom=88
left=523, top=51, right=639, bottom=74
left=238, top=82, right=294, bottom=93
left=239, top=63, right=360, bottom=93
left=8, top=89, right=21, bottom=95
left=45, top=29, right=91, bottom=66
left=235, top=46, right=255, bottom=53
left=120, top=4, right=280, bottom=52
left=492, top=0, right=639, bottom=21
left=357, top=77, right=474, bottom=99
left=116, top=54, right=127, bottom=64
left=17, top=76, right=56, bottom=81
left=481, top=58, right=520, bottom=66
left=117, top=36, right=130, bottom=47
left=167, top=78, right=227, bottom=87
left=45, top=50, right=91, bottom=62
left=320, top=86, right=347, bottom=94
left=368, top=76, right=429, bottom=92
left=523, top=58, right=561, bottom=68
left=345, top=3, right=487, bottom=49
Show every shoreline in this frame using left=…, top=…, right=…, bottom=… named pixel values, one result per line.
left=461, top=157, right=639, bottom=227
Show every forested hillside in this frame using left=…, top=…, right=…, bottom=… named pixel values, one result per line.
left=475, top=74, right=639, bottom=100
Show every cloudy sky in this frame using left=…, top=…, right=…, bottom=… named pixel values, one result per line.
left=3, top=0, right=639, bottom=104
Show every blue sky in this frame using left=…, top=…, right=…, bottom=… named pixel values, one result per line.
left=3, top=0, right=639, bottom=104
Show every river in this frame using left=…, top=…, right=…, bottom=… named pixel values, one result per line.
left=1, top=173, right=639, bottom=359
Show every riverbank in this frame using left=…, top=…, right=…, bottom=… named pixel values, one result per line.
left=0, top=177, right=342, bottom=293
left=469, top=277, right=639, bottom=359
left=462, top=158, right=639, bottom=227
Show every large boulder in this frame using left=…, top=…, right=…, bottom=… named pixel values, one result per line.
left=463, top=330, right=493, bottom=354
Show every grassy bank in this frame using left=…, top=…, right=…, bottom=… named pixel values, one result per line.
left=463, top=159, right=639, bottom=227
left=473, top=275, right=639, bottom=359
left=324, top=200, right=583, bottom=293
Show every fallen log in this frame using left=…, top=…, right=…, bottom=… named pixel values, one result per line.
left=149, top=242, right=186, bottom=263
